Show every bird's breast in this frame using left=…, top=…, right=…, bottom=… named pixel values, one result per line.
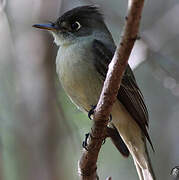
left=56, top=42, right=103, bottom=111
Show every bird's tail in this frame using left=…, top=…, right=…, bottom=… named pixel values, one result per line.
left=132, top=140, right=155, bottom=180
left=113, top=125, right=156, bottom=180
left=143, top=141, right=155, bottom=180
left=111, top=102, right=155, bottom=180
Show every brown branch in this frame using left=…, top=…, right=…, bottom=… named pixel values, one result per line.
left=78, top=0, right=145, bottom=179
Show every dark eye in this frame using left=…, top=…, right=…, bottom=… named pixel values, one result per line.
left=71, top=21, right=81, bottom=31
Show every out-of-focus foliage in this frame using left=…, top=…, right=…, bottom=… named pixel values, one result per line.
left=0, top=0, right=179, bottom=180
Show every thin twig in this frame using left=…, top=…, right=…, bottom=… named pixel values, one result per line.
left=78, top=0, right=145, bottom=179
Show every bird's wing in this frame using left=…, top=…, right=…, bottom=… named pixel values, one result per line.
left=92, top=39, right=153, bottom=150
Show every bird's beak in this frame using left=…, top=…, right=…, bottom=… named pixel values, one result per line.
left=32, top=23, right=57, bottom=31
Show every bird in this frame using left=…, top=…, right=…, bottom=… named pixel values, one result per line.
left=33, top=5, right=155, bottom=180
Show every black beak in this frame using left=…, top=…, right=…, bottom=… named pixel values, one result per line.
left=32, top=23, right=57, bottom=31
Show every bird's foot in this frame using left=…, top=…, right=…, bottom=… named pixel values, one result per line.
left=82, top=132, right=106, bottom=151
left=82, top=133, right=90, bottom=151
left=88, top=105, right=96, bottom=120
left=88, top=105, right=112, bottom=122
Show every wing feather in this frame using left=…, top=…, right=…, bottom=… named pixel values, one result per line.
left=92, top=39, right=153, bottom=150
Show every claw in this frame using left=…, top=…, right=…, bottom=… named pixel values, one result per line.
left=109, top=114, right=112, bottom=122
left=102, top=138, right=106, bottom=145
left=88, top=105, right=112, bottom=122
left=88, top=105, right=97, bottom=120
left=82, top=133, right=90, bottom=151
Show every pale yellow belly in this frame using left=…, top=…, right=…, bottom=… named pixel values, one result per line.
left=61, top=66, right=103, bottom=112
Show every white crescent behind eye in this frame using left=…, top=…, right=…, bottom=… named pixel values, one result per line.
left=76, top=21, right=81, bottom=30
left=72, top=21, right=81, bottom=31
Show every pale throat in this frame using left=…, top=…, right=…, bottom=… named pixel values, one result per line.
left=50, top=31, right=70, bottom=46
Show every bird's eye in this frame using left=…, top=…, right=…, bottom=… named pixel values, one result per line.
left=71, top=21, right=81, bottom=31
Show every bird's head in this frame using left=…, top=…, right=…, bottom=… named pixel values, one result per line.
left=33, top=6, right=110, bottom=46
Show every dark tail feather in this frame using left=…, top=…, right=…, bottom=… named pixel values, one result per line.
left=107, top=127, right=129, bottom=157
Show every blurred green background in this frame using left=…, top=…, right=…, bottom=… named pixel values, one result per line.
left=0, top=0, right=179, bottom=179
